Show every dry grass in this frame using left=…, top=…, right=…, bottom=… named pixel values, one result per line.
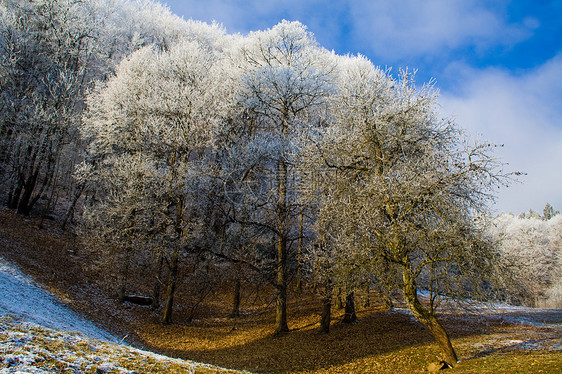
left=1, top=207, right=561, bottom=373
left=1, top=316, right=247, bottom=373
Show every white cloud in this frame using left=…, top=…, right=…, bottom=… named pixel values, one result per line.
left=439, top=54, right=562, bottom=214
left=348, top=0, right=530, bottom=60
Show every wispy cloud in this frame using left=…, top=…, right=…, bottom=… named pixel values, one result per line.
left=168, top=1, right=536, bottom=68
left=348, top=0, right=531, bottom=61
left=439, top=54, right=562, bottom=214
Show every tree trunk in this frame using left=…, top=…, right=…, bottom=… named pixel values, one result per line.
left=402, top=264, right=458, bottom=366
left=118, top=246, right=131, bottom=303
left=320, top=282, right=332, bottom=333
left=296, top=212, right=304, bottom=294
left=9, top=143, right=37, bottom=211
left=28, top=148, right=58, bottom=218
left=274, top=157, right=289, bottom=335
left=16, top=139, right=49, bottom=216
left=336, top=287, right=343, bottom=309
left=7, top=179, right=23, bottom=209
left=161, top=196, right=184, bottom=324
left=152, top=248, right=164, bottom=310
left=230, top=278, right=241, bottom=318
left=17, top=169, right=39, bottom=215
left=380, top=258, right=394, bottom=309
left=274, top=233, right=289, bottom=334
left=61, top=181, right=86, bottom=230
left=39, top=156, right=61, bottom=229
left=342, top=291, right=358, bottom=323
left=363, top=283, right=371, bottom=308
left=161, top=247, right=179, bottom=324
left=381, top=285, right=394, bottom=310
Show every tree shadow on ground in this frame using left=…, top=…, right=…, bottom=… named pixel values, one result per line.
left=137, top=304, right=492, bottom=373
left=3, top=208, right=550, bottom=373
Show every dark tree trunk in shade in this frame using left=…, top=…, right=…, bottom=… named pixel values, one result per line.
left=363, top=284, right=370, bottom=308
left=342, top=291, right=358, bottom=323
left=336, top=287, right=343, bottom=309
left=320, top=282, right=332, bottom=333
left=161, top=196, right=184, bottom=325
left=152, top=249, right=164, bottom=310
left=296, top=212, right=304, bottom=294
left=230, top=278, right=241, bottom=318
left=161, top=247, right=179, bottom=324
left=117, top=247, right=130, bottom=303
left=274, top=157, right=289, bottom=335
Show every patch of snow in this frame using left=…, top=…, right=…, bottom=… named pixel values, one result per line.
left=508, top=339, right=524, bottom=344
left=0, top=257, right=116, bottom=342
left=0, top=317, right=247, bottom=373
left=390, top=308, right=419, bottom=323
left=416, top=287, right=562, bottom=329
left=0, top=258, right=248, bottom=373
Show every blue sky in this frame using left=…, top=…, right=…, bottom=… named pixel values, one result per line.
left=162, top=0, right=562, bottom=215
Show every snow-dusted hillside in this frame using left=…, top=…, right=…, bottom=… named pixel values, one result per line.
left=0, top=258, right=247, bottom=373
left=0, top=258, right=116, bottom=342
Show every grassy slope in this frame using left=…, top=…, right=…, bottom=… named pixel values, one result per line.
left=0, top=208, right=560, bottom=373
left=1, top=316, right=247, bottom=373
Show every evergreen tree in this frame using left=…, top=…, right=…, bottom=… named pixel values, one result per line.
left=542, top=203, right=559, bottom=220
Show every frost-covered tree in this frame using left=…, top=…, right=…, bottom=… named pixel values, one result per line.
left=491, top=211, right=562, bottom=307
left=225, top=21, right=333, bottom=334
left=0, top=0, right=105, bottom=214
left=0, top=0, right=207, bottom=218
left=81, top=36, right=225, bottom=323
left=303, top=56, right=508, bottom=365
left=542, top=202, right=559, bottom=221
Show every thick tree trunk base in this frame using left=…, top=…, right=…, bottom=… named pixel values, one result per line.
left=274, top=288, right=290, bottom=335
left=161, top=288, right=175, bottom=325
left=320, top=283, right=332, bottom=333
left=401, top=264, right=458, bottom=366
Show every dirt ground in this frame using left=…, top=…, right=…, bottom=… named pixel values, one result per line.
left=1, top=207, right=561, bottom=373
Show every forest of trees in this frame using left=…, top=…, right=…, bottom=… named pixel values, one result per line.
left=488, top=204, right=561, bottom=309
left=1, top=0, right=560, bottom=367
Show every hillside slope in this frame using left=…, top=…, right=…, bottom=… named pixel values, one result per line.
left=0, top=258, right=247, bottom=373
left=0, top=258, right=115, bottom=342
left=0, top=208, right=561, bottom=373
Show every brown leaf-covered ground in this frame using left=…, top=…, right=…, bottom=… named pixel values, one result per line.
left=1, top=207, right=561, bottom=373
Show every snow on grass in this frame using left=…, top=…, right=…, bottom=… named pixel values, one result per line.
left=456, top=300, right=562, bottom=329
left=0, top=316, right=248, bottom=373
left=0, top=257, right=116, bottom=342
left=414, top=288, right=562, bottom=327
left=389, top=289, right=562, bottom=354
left=0, top=257, right=249, bottom=373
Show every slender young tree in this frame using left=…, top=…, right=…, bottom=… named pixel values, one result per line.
left=228, top=20, right=332, bottom=334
